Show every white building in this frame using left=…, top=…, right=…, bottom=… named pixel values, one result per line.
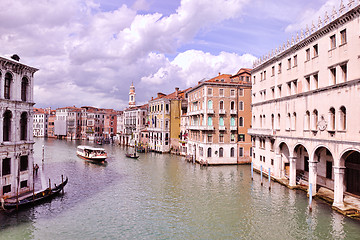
left=0, top=55, right=38, bottom=198
left=249, top=2, right=360, bottom=211
left=33, top=108, right=48, bottom=137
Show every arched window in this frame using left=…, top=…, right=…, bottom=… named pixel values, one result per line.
left=339, top=106, right=346, bottom=130
left=219, top=101, right=224, bottom=110
left=219, top=117, right=224, bottom=126
left=286, top=113, right=291, bottom=130
left=230, top=147, right=235, bottom=157
left=277, top=114, right=281, bottom=130
left=260, top=115, right=263, bottom=128
left=312, top=109, right=318, bottom=130
left=219, top=147, right=223, bottom=157
left=239, top=117, right=244, bottom=127
left=208, top=116, right=213, bottom=126
left=20, top=112, right=27, bottom=141
left=239, top=101, right=244, bottom=111
left=262, top=115, right=265, bottom=128
left=3, top=110, right=12, bottom=141
left=154, top=116, right=157, bottom=128
left=230, top=117, right=235, bottom=126
left=304, top=111, right=310, bottom=130
left=207, top=100, right=213, bottom=109
left=4, top=73, right=12, bottom=99
left=230, top=101, right=235, bottom=110
left=207, top=148, right=212, bottom=157
left=271, top=114, right=274, bottom=129
left=329, top=108, right=335, bottom=130
left=292, top=112, right=296, bottom=130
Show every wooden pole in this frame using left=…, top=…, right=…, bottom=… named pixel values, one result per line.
left=33, top=164, right=35, bottom=201
left=251, top=162, right=253, bottom=180
left=268, top=167, right=271, bottom=190
left=49, top=178, right=51, bottom=190
left=260, top=165, right=263, bottom=186
left=61, top=175, right=64, bottom=194
left=309, top=183, right=313, bottom=212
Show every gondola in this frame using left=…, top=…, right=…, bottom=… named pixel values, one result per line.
left=125, top=153, right=139, bottom=159
left=1, top=177, right=68, bottom=210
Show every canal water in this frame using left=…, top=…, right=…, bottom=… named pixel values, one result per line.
left=1, top=138, right=360, bottom=239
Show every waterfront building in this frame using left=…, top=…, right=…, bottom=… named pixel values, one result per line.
left=249, top=2, right=360, bottom=209
left=179, top=97, right=189, bottom=156
left=123, top=104, right=148, bottom=146
left=186, top=70, right=252, bottom=165
left=0, top=55, right=38, bottom=198
left=47, top=110, right=56, bottom=138
left=33, top=108, right=48, bottom=137
left=103, top=109, right=118, bottom=142
left=147, top=88, right=188, bottom=153
left=80, top=106, right=105, bottom=141
left=115, top=111, right=124, bottom=144
left=55, top=106, right=82, bottom=140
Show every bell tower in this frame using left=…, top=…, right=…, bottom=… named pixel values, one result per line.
left=129, top=82, right=136, bottom=107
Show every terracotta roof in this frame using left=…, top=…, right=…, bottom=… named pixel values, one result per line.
left=33, top=108, right=46, bottom=114
left=204, top=74, right=232, bottom=83
left=232, top=68, right=252, bottom=77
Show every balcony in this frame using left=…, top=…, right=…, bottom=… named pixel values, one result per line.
left=188, top=109, right=204, bottom=116
left=219, top=109, right=226, bottom=115
left=202, top=125, right=214, bottom=131
left=230, top=126, right=237, bottom=131
left=230, top=110, right=237, bottom=115
left=247, top=128, right=276, bottom=137
left=188, top=125, right=202, bottom=130
left=206, top=109, right=214, bottom=114
left=219, top=126, right=226, bottom=131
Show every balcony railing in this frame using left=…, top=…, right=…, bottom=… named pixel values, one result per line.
left=248, top=128, right=276, bottom=136
left=219, top=126, right=226, bottom=131
left=230, top=126, right=237, bottom=131
left=188, top=125, right=214, bottom=131
left=219, top=109, right=226, bottom=114
left=206, top=109, right=215, bottom=114
left=230, top=110, right=237, bottom=115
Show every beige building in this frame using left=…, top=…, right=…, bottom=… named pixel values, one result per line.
left=0, top=55, right=38, bottom=198
left=186, top=70, right=252, bottom=165
left=249, top=2, right=360, bottom=210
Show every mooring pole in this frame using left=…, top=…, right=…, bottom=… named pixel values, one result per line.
left=61, top=175, right=64, bottom=194
left=309, top=183, right=313, bottom=212
left=268, top=167, right=271, bottom=190
left=251, top=162, right=254, bottom=180
left=260, top=165, right=263, bottom=186
left=42, top=145, right=45, bottom=165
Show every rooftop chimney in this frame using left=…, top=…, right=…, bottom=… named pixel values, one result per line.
left=11, top=54, right=20, bottom=61
left=175, top=87, right=179, bottom=98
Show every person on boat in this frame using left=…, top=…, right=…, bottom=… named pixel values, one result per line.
left=34, top=164, right=39, bottom=175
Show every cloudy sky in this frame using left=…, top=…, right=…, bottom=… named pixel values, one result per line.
left=0, top=0, right=341, bottom=110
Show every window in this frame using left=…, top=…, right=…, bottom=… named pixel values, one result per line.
left=341, top=64, right=347, bottom=82
left=230, top=101, right=235, bottom=110
left=20, top=156, right=28, bottom=172
left=207, top=100, right=213, bottom=109
left=20, top=112, right=27, bottom=141
left=330, top=35, right=336, bottom=49
left=219, top=148, right=224, bottom=157
left=219, top=89, right=224, bottom=96
left=287, top=58, right=291, bottom=69
left=339, top=106, right=346, bottom=130
left=207, top=134, right=213, bottom=143
left=207, top=148, right=212, bottom=157
left=277, top=85, right=282, bottom=97
left=272, top=66, right=275, bottom=76
left=306, top=49, right=310, bottom=61
left=230, top=117, right=235, bottom=126
left=238, top=134, right=245, bottom=142
left=3, top=110, right=12, bottom=141
left=230, top=89, right=235, bottom=96
left=253, top=76, right=256, bottom=85
left=312, top=109, right=318, bottom=130
left=230, top=147, right=235, bottom=157
left=293, top=55, right=297, bottom=66
left=313, top=74, right=318, bottom=89
left=277, top=114, right=281, bottom=130
left=219, top=134, right=224, bottom=143
left=271, top=114, right=274, bottom=129
left=21, top=77, right=28, bottom=101
left=219, top=101, right=224, bottom=110
left=4, top=73, right=12, bottom=99
left=208, top=117, right=213, bottom=126
left=239, top=88, right=244, bottom=96
left=219, top=117, right=224, bottom=126
left=239, top=147, right=244, bottom=157
left=263, top=71, right=266, bottom=80
left=2, top=158, right=11, bottom=175
left=207, top=88, right=213, bottom=96
left=304, top=156, right=309, bottom=172
left=239, top=117, right=244, bottom=127
left=3, top=185, right=11, bottom=194
left=230, top=134, right=235, bottom=142
left=329, top=107, right=335, bottom=131
left=292, top=113, right=296, bottom=130
left=330, top=68, right=336, bottom=85
left=271, top=159, right=274, bottom=165
left=250, top=147, right=252, bottom=157
left=278, top=63, right=282, bottom=74
left=20, top=180, right=28, bottom=188
left=239, top=101, right=244, bottom=111
left=340, top=29, right=347, bottom=45
left=313, top=44, right=318, bottom=57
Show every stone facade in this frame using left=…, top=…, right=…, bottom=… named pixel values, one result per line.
left=250, top=3, right=360, bottom=208
left=0, top=55, right=38, bottom=198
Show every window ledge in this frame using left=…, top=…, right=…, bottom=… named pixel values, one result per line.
left=328, top=47, right=336, bottom=52
left=312, top=55, right=318, bottom=60
left=339, top=43, right=347, bottom=47
left=337, top=130, right=347, bottom=133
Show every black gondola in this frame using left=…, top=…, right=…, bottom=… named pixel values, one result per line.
left=1, top=177, right=68, bottom=211
left=125, top=153, right=139, bottom=159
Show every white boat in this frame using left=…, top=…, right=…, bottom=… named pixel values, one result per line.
left=77, top=145, right=107, bottom=162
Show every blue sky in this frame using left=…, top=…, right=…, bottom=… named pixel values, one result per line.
left=0, top=0, right=341, bottom=110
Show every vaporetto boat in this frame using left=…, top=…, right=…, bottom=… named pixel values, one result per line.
left=77, top=145, right=107, bottom=162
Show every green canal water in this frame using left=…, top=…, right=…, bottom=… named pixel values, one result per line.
left=1, top=138, right=360, bottom=239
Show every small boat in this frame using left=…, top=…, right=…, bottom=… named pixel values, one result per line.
left=136, top=146, right=146, bottom=153
left=77, top=145, right=107, bottom=162
left=2, top=177, right=68, bottom=210
left=125, top=153, right=139, bottom=159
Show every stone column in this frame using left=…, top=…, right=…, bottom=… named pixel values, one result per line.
left=308, top=157, right=318, bottom=196
left=333, top=166, right=345, bottom=208
left=0, top=109, right=3, bottom=142
left=289, top=156, right=297, bottom=187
